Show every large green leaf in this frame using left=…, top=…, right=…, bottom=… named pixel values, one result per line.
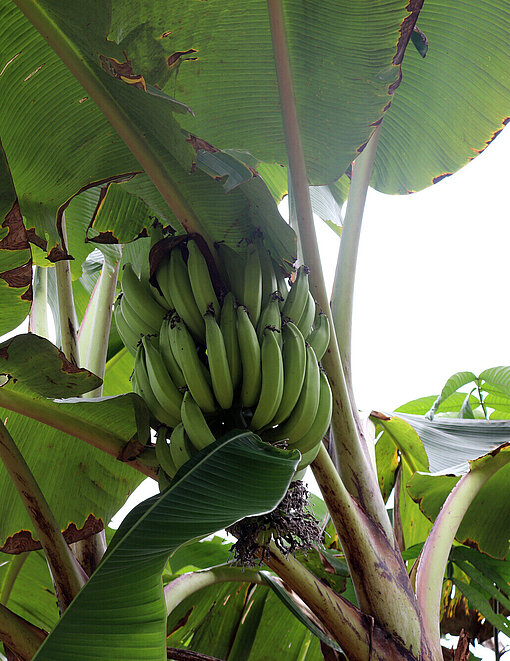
left=0, top=144, right=32, bottom=336
left=374, top=1, right=510, bottom=193
left=424, top=371, right=478, bottom=420
left=3, top=1, right=295, bottom=275
left=109, top=0, right=418, bottom=184
left=0, top=334, right=149, bottom=548
left=372, top=415, right=432, bottom=548
left=408, top=444, right=510, bottom=558
left=0, top=333, right=101, bottom=397
left=118, top=153, right=297, bottom=268
left=166, top=580, right=257, bottom=659
left=261, top=572, right=344, bottom=655
left=0, top=1, right=142, bottom=255
left=0, top=392, right=148, bottom=550
left=0, top=550, right=58, bottom=632
left=32, top=432, right=300, bottom=661
left=396, top=393, right=480, bottom=416
left=479, top=366, right=510, bottom=399
left=166, top=579, right=323, bottom=661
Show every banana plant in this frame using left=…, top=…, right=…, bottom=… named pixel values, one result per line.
left=0, top=1, right=510, bottom=660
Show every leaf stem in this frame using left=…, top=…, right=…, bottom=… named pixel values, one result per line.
left=0, top=419, right=86, bottom=612
left=0, top=602, right=46, bottom=660
left=331, top=125, right=381, bottom=409
left=415, top=454, right=506, bottom=659
left=312, top=444, right=424, bottom=657
left=0, top=552, right=29, bottom=605
left=164, top=566, right=264, bottom=615
left=264, top=542, right=423, bottom=661
left=267, top=0, right=391, bottom=536
left=70, top=531, right=107, bottom=577
left=476, top=378, right=488, bottom=419
left=0, top=387, right=157, bottom=479
left=14, top=0, right=209, bottom=240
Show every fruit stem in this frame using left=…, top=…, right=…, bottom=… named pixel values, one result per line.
left=164, top=565, right=265, bottom=616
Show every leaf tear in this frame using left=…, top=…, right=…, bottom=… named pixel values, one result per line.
left=167, top=49, right=198, bottom=69
left=99, top=53, right=147, bottom=91
left=0, top=514, right=104, bottom=554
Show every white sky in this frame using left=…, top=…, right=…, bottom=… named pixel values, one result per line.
left=316, top=125, right=510, bottom=414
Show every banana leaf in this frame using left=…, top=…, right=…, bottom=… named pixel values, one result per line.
left=0, top=143, right=32, bottom=336
left=32, top=431, right=299, bottom=661
left=0, top=334, right=148, bottom=549
left=374, top=0, right=510, bottom=193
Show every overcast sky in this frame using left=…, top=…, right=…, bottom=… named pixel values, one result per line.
left=315, top=125, right=510, bottom=414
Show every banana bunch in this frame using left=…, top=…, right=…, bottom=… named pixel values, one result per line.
left=115, top=234, right=332, bottom=483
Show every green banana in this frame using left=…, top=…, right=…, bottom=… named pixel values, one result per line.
left=242, top=245, right=262, bottom=325
left=291, top=468, right=308, bottom=482
left=169, top=422, right=195, bottom=471
left=167, top=247, right=205, bottom=342
left=114, top=300, right=139, bottom=355
left=237, top=305, right=261, bottom=408
left=147, top=275, right=170, bottom=310
left=169, top=316, right=216, bottom=413
left=273, top=260, right=289, bottom=307
left=141, top=335, right=183, bottom=422
left=295, top=443, right=322, bottom=472
left=281, top=265, right=310, bottom=324
left=250, top=328, right=284, bottom=430
left=158, top=469, right=173, bottom=492
left=181, top=390, right=216, bottom=451
left=120, top=292, right=159, bottom=336
left=155, top=426, right=178, bottom=478
left=220, top=292, right=241, bottom=389
left=265, top=344, right=320, bottom=443
left=204, top=311, right=234, bottom=409
left=121, top=263, right=167, bottom=330
left=257, top=240, right=278, bottom=305
left=306, top=312, right=330, bottom=361
left=154, top=255, right=174, bottom=309
left=215, top=242, right=245, bottom=302
left=256, top=292, right=282, bottom=344
left=297, top=290, right=316, bottom=339
left=289, top=369, right=332, bottom=456
left=271, top=321, right=306, bottom=425
left=187, top=239, right=220, bottom=318
left=159, top=316, right=186, bottom=388
left=133, top=343, right=179, bottom=427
